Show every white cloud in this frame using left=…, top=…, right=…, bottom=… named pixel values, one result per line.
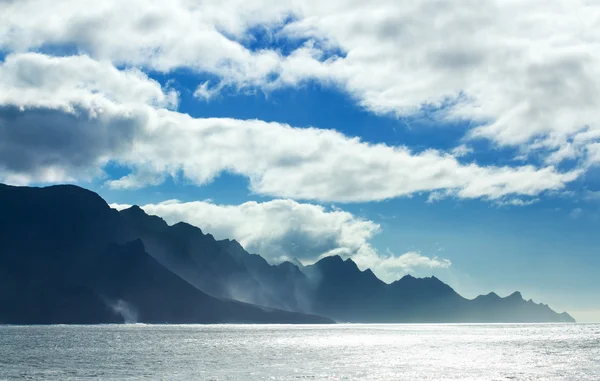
left=112, top=114, right=580, bottom=202
left=2, top=0, right=599, bottom=166
left=0, top=53, right=177, bottom=110
left=193, top=81, right=222, bottom=101
left=0, top=53, right=175, bottom=184
left=0, top=53, right=580, bottom=202
left=110, top=198, right=450, bottom=282
left=353, top=249, right=452, bottom=283
left=495, top=198, right=540, bottom=207
left=111, top=198, right=379, bottom=264
left=0, top=0, right=292, bottom=86
left=584, top=143, right=600, bottom=167
left=426, top=190, right=452, bottom=204
left=569, top=208, right=583, bottom=219
left=451, top=144, right=474, bottom=158
left=584, top=190, right=600, bottom=201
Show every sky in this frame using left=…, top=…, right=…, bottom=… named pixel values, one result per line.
left=0, top=0, right=599, bottom=322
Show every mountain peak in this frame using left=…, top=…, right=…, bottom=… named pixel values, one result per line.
left=121, top=205, right=147, bottom=217
left=221, top=238, right=244, bottom=249
left=172, top=221, right=203, bottom=235
left=362, top=268, right=376, bottom=277
left=475, top=292, right=501, bottom=300
left=288, top=257, right=305, bottom=269
left=559, top=312, right=575, bottom=322
left=121, top=205, right=151, bottom=219
left=128, top=204, right=145, bottom=213
left=507, top=291, right=523, bottom=300
left=343, top=257, right=360, bottom=270
left=314, top=255, right=344, bottom=267
left=218, top=238, right=248, bottom=259
left=120, top=206, right=168, bottom=232
left=313, top=256, right=364, bottom=274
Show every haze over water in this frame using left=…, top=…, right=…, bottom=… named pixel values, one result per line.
left=1, top=324, right=598, bottom=380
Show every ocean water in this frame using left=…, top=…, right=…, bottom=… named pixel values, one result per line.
left=0, top=324, right=598, bottom=380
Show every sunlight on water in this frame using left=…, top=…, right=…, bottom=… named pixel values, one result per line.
left=1, top=324, right=598, bottom=380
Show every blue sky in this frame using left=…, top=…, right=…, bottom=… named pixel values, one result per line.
left=1, top=0, right=599, bottom=321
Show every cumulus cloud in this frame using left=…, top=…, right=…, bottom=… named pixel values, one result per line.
left=111, top=199, right=379, bottom=264
left=2, top=0, right=599, bottom=166
left=0, top=53, right=580, bottom=202
left=0, top=53, right=175, bottom=184
left=353, top=249, right=452, bottom=282
left=0, top=0, right=292, bottom=86
left=112, top=115, right=580, bottom=202
left=110, top=198, right=450, bottom=281
left=0, top=105, right=133, bottom=184
left=0, top=53, right=177, bottom=110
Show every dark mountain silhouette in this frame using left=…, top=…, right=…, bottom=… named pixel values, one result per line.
left=0, top=183, right=575, bottom=324
left=120, top=197, right=574, bottom=323
left=121, top=206, right=312, bottom=311
left=0, top=184, right=332, bottom=324
left=302, top=256, right=575, bottom=323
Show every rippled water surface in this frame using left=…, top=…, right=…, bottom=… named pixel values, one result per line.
left=1, top=324, right=598, bottom=380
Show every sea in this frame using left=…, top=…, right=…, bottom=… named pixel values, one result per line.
left=0, top=324, right=598, bottom=380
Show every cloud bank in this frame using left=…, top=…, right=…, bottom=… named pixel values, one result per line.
left=110, top=199, right=450, bottom=281
left=2, top=0, right=599, bottom=166
left=0, top=53, right=579, bottom=202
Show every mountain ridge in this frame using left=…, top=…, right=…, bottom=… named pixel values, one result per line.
left=0, top=183, right=333, bottom=324
left=304, top=254, right=574, bottom=322
left=0, top=183, right=575, bottom=324
left=120, top=201, right=576, bottom=323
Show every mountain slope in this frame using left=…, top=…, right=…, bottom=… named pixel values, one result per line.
left=0, top=183, right=575, bottom=324
left=121, top=206, right=311, bottom=311
left=0, top=184, right=332, bottom=324
left=121, top=200, right=575, bottom=323
left=303, top=256, right=575, bottom=323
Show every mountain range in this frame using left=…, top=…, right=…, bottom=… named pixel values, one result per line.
left=0, top=184, right=575, bottom=324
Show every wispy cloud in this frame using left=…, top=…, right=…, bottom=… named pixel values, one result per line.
left=451, top=144, right=474, bottom=158
left=495, top=198, right=540, bottom=207
left=569, top=208, right=583, bottom=219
